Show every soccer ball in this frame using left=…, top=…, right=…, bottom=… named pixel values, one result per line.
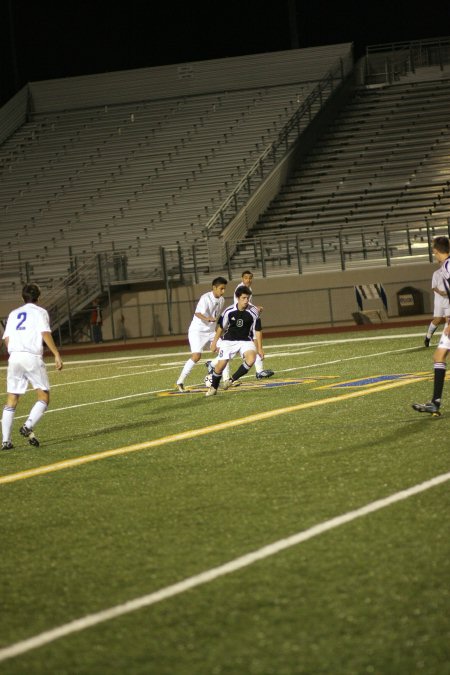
left=204, top=373, right=213, bottom=387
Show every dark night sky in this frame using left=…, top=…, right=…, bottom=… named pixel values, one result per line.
left=0, top=0, right=448, bottom=105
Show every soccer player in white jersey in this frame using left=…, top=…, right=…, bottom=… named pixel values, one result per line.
left=413, top=236, right=450, bottom=416
left=176, top=277, right=227, bottom=391
left=1, top=283, right=63, bottom=450
left=205, top=285, right=264, bottom=396
left=207, top=270, right=274, bottom=380
left=423, top=264, right=450, bottom=347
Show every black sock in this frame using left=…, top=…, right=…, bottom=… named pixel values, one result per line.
left=211, top=372, right=221, bottom=390
left=432, top=362, right=446, bottom=403
left=231, top=361, right=251, bottom=382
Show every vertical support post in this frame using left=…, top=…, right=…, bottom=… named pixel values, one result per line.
left=259, top=240, right=267, bottom=278
left=320, top=236, right=326, bottom=262
left=406, top=223, right=412, bottom=255
left=296, top=235, right=302, bottom=274
left=160, top=246, right=173, bottom=335
left=192, top=244, right=199, bottom=284
left=107, top=285, right=115, bottom=340
left=384, top=226, right=392, bottom=266
left=95, top=253, right=103, bottom=291
left=225, top=241, right=232, bottom=281
left=426, top=221, right=433, bottom=262
left=338, top=231, right=346, bottom=271
left=65, top=283, right=73, bottom=343
left=177, top=242, right=184, bottom=284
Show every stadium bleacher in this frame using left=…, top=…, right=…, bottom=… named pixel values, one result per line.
left=0, top=38, right=449, bottom=332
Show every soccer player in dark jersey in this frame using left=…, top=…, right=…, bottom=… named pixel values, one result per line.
left=205, top=285, right=264, bottom=396
left=207, top=269, right=274, bottom=379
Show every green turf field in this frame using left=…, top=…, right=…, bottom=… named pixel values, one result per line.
left=1, top=326, right=449, bottom=674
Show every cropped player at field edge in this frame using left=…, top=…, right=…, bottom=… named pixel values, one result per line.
left=1, top=283, right=63, bottom=450
left=413, top=236, right=450, bottom=416
left=423, top=262, right=450, bottom=347
left=205, top=285, right=263, bottom=396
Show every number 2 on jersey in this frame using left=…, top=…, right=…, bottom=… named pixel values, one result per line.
left=16, top=312, right=27, bottom=330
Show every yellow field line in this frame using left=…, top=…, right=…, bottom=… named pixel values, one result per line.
left=0, top=376, right=429, bottom=486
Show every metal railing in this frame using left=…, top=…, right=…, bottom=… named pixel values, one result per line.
left=203, top=57, right=352, bottom=239
left=364, top=36, right=450, bottom=85
left=160, top=217, right=450, bottom=281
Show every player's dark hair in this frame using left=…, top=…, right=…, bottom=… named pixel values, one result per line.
left=241, top=270, right=253, bottom=277
left=212, top=276, right=227, bottom=286
left=432, top=236, right=450, bottom=254
left=22, top=283, right=41, bottom=304
left=235, top=285, right=252, bottom=298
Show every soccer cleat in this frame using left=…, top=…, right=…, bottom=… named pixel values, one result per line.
left=1, top=441, right=14, bottom=451
left=176, top=383, right=186, bottom=393
left=205, top=360, right=213, bottom=374
left=222, top=379, right=234, bottom=390
left=424, top=337, right=430, bottom=348
left=19, top=424, right=40, bottom=447
left=205, top=387, right=217, bottom=397
left=256, top=370, right=274, bottom=379
left=412, top=401, right=441, bottom=416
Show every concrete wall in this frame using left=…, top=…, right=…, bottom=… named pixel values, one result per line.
left=101, top=262, right=436, bottom=341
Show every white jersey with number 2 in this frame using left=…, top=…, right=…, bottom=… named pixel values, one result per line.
left=3, top=303, right=50, bottom=355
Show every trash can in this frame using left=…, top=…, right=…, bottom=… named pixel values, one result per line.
left=397, top=286, right=424, bottom=316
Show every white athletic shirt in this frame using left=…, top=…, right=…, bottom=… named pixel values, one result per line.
left=442, top=258, right=450, bottom=288
left=432, top=268, right=448, bottom=294
left=3, top=303, right=50, bottom=355
left=190, top=291, right=225, bottom=330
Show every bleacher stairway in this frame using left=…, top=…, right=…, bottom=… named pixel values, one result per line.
left=232, top=76, right=450, bottom=271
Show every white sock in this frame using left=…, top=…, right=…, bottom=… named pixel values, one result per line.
left=177, top=358, right=197, bottom=385
left=2, top=406, right=15, bottom=443
left=426, top=323, right=438, bottom=339
left=255, top=354, right=264, bottom=374
left=222, top=363, right=231, bottom=380
left=26, top=400, right=48, bottom=430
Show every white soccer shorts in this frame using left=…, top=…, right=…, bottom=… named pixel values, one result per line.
left=7, top=352, right=50, bottom=394
left=433, top=295, right=450, bottom=318
left=218, top=339, right=257, bottom=361
left=437, top=330, right=450, bottom=351
left=188, top=327, right=215, bottom=353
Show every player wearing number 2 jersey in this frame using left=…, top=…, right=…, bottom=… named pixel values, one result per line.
left=1, top=283, right=63, bottom=450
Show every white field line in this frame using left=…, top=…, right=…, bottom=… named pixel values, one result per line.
left=0, top=470, right=448, bottom=664
left=1, top=343, right=428, bottom=414
left=3, top=343, right=425, bottom=419
left=276, top=345, right=424, bottom=375
left=49, top=366, right=179, bottom=389
left=0, top=330, right=430, bottom=373
left=0, top=336, right=426, bottom=399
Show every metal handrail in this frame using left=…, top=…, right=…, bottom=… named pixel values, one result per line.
left=364, top=36, right=450, bottom=85
left=203, top=57, right=351, bottom=236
